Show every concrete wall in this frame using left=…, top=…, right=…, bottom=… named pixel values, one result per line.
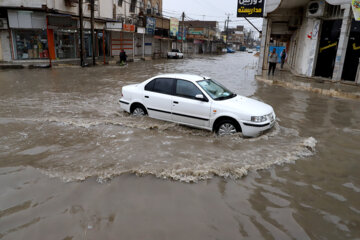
left=0, top=0, right=46, bottom=8
left=0, top=0, right=114, bottom=20
left=0, top=31, right=12, bottom=61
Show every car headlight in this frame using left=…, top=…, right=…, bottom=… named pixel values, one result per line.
left=251, top=115, right=268, bottom=123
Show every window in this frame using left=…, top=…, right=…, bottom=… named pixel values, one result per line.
left=145, top=79, right=155, bottom=91
left=153, top=78, right=174, bottom=95
left=147, top=0, right=152, bottom=10
left=13, top=29, right=48, bottom=60
left=118, top=0, right=123, bottom=6
left=176, top=80, right=203, bottom=99
left=197, top=79, right=236, bottom=100
left=154, top=3, right=159, bottom=14
left=130, top=0, right=136, bottom=12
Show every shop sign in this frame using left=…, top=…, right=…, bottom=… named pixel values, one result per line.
left=106, top=22, right=122, bottom=29
left=123, top=24, right=135, bottom=32
left=352, top=0, right=360, bottom=21
left=146, top=17, right=156, bottom=35
left=188, top=28, right=204, bottom=35
left=237, top=0, right=265, bottom=18
left=137, top=27, right=145, bottom=34
left=170, top=18, right=179, bottom=37
left=48, top=15, right=77, bottom=28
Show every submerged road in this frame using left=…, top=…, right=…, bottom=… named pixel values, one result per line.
left=0, top=53, right=359, bottom=239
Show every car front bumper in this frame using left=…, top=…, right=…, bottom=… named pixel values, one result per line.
left=240, top=113, right=276, bottom=137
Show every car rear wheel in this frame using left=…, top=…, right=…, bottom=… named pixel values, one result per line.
left=131, top=104, right=147, bottom=116
left=215, top=120, right=240, bottom=136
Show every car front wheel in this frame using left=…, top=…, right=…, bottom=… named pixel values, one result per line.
left=215, top=120, right=240, bottom=136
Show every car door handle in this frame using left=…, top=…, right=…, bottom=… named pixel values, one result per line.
left=145, top=96, right=149, bottom=98
left=173, top=101, right=179, bottom=104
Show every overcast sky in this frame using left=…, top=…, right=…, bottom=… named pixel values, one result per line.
left=163, top=0, right=263, bottom=36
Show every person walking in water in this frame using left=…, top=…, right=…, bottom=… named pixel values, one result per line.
left=119, top=49, right=127, bottom=65
left=280, top=49, right=287, bottom=69
left=268, top=48, right=278, bottom=76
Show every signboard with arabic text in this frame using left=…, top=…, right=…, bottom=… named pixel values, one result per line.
left=237, top=0, right=265, bottom=18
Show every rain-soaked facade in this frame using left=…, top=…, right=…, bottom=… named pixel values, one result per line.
left=0, top=0, right=171, bottom=62
left=258, top=0, right=360, bottom=83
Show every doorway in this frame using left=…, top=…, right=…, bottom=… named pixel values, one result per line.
left=315, top=19, right=342, bottom=78
left=342, top=20, right=360, bottom=81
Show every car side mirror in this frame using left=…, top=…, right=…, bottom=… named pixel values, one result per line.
left=195, top=94, right=207, bottom=101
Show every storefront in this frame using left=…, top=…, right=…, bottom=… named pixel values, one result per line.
left=54, top=30, right=77, bottom=59
left=48, top=15, right=78, bottom=59
left=83, top=21, right=109, bottom=58
left=13, top=29, right=49, bottom=59
left=8, top=10, right=49, bottom=60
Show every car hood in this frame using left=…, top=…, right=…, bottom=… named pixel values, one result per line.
left=215, top=95, right=273, bottom=116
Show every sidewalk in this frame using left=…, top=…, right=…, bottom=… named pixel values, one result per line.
left=256, top=69, right=360, bottom=100
left=0, top=56, right=153, bottom=69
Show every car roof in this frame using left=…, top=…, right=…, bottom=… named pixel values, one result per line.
left=153, top=74, right=209, bottom=83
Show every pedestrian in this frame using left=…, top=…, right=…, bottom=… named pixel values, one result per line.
left=119, top=49, right=127, bottom=65
left=280, top=49, right=287, bottom=69
left=268, top=48, right=278, bottom=76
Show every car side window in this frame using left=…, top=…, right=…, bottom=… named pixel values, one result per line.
left=152, top=78, right=175, bottom=95
left=176, top=79, right=203, bottom=99
left=145, top=79, right=155, bottom=91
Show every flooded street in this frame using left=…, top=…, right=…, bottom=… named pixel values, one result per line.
left=0, top=53, right=359, bottom=239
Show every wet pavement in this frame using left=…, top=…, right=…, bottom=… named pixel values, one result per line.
left=0, top=53, right=359, bottom=239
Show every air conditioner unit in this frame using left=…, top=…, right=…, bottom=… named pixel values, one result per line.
left=306, top=1, right=326, bottom=17
left=0, top=18, right=8, bottom=29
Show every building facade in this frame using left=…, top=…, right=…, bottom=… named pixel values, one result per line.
left=258, top=0, right=360, bottom=83
left=178, top=21, right=221, bottom=54
left=0, top=0, right=170, bottom=62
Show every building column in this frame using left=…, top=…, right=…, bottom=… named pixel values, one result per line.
left=356, top=58, right=360, bottom=84
left=257, top=18, right=272, bottom=76
left=332, top=4, right=352, bottom=81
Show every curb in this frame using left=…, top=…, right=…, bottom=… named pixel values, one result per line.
left=256, top=76, right=360, bottom=100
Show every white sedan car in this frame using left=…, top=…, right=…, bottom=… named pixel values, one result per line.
left=119, top=74, right=276, bottom=137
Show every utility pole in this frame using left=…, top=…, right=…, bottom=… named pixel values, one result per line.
left=225, top=14, right=231, bottom=46
left=79, top=0, right=84, bottom=66
left=90, top=0, right=96, bottom=65
left=181, top=12, right=185, bottom=53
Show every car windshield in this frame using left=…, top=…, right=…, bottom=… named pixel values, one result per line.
left=197, top=79, right=236, bottom=100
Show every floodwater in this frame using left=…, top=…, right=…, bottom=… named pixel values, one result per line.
left=0, top=53, right=359, bottom=239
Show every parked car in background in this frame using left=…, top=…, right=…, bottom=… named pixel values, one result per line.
left=167, top=49, right=184, bottom=59
left=119, top=74, right=276, bottom=137
left=226, top=48, right=235, bottom=53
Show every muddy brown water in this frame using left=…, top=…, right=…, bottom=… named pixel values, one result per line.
left=0, top=53, right=359, bottom=239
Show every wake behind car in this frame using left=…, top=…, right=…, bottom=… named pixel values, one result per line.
left=167, top=49, right=184, bottom=59
left=119, top=74, right=276, bottom=137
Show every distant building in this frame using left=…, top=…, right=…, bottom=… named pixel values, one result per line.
left=258, top=0, right=360, bottom=83
left=179, top=20, right=221, bottom=54
left=223, top=25, right=245, bottom=50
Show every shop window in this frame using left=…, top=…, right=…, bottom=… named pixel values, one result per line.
left=54, top=30, right=77, bottom=59
left=13, top=30, right=49, bottom=60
